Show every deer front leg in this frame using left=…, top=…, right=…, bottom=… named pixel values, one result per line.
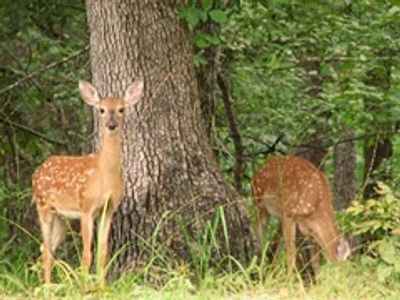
left=97, top=208, right=115, bottom=286
left=282, top=215, right=297, bottom=273
left=99, top=210, right=114, bottom=270
left=80, top=212, right=94, bottom=272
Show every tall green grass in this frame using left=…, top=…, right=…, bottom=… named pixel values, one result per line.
left=1, top=203, right=400, bottom=299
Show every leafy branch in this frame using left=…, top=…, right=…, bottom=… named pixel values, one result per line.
left=178, top=0, right=228, bottom=66
left=0, top=46, right=89, bottom=96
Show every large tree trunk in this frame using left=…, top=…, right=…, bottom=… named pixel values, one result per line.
left=333, top=129, right=356, bottom=210
left=85, top=0, right=254, bottom=275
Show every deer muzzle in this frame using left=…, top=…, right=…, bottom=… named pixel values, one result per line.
left=106, top=115, right=118, bottom=131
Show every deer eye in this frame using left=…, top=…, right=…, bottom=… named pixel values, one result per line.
left=118, top=108, right=124, bottom=113
left=99, top=108, right=106, bottom=114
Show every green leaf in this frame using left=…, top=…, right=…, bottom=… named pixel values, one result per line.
left=388, top=5, right=400, bottom=16
left=202, top=0, right=213, bottom=12
left=394, top=260, right=400, bottom=273
left=320, top=63, right=334, bottom=77
left=204, top=33, right=220, bottom=45
left=183, top=7, right=201, bottom=28
left=359, top=54, right=367, bottom=61
left=194, top=55, right=207, bottom=67
left=379, top=241, right=397, bottom=265
left=360, top=255, right=375, bottom=267
left=209, top=9, right=227, bottom=24
left=193, top=34, right=210, bottom=49
left=199, top=10, right=208, bottom=22
left=377, top=263, right=393, bottom=282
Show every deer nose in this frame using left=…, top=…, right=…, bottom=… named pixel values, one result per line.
left=106, top=119, right=118, bottom=131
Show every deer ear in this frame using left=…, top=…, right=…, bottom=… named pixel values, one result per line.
left=336, top=237, right=351, bottom=261
left=124, top=79, right=144, bottom=106
left=79, top=80, right=100, bottom=106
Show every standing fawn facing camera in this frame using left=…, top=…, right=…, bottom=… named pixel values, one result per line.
left=32, top=79, right=144, bottom=284
left=252, top=156, right=350, bottom=274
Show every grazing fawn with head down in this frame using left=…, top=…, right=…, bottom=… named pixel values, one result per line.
left=32, top=79, right=144, bottom=284
left=252, top=156, right=350, bottom=274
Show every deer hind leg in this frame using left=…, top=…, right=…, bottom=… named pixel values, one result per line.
left=37, top=204, right=55, bottom=284
left=51, top=215, right=67, bottom=254
left=80, top=212, right=94, bottom=272
left=255, top=206, right=270, bottom=252
left=282, top=215, right=297, bottom=273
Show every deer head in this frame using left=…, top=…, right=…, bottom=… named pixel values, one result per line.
left=79, top=80, right=143, bottom=133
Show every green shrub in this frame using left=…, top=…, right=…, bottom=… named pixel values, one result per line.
left=342, top=182, right=400, bottom=283
left=343, top=182, right=400, bottom=239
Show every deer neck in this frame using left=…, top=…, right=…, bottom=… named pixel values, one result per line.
left=312, top=216, right=340, bottom=261
left=317, top=232, right=337, bottom=261
left=97, top=130, right=122, bottom=176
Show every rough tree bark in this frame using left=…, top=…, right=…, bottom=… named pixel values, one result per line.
left=333, top=129, right=356, bottom=210
left=85, top=0, right=254, bottom=275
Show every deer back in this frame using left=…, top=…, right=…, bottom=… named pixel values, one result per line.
left=252, top=156, right=322, bottom=217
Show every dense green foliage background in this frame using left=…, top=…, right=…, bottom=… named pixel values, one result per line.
left=218, top=0, right=400, bottom=186
left=1, top=0, right=400, bottom=297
